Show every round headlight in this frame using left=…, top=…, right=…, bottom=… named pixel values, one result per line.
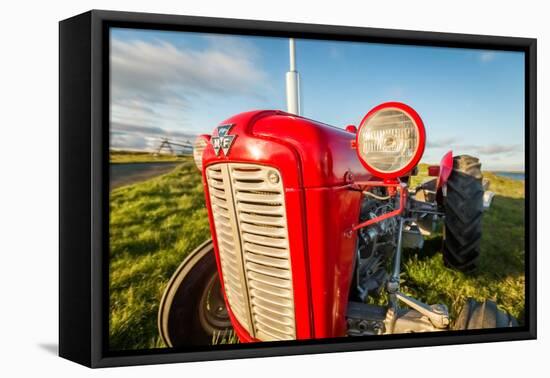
left=193, top=135, right=209, bottom=171
left=356, top=102, right=425, bottom=178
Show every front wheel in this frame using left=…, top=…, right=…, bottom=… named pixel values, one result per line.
left=452, top=299, right=518, bottom=330
left=158, top=239, right=233, bottom=347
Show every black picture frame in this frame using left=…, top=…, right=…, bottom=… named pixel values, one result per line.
left=59, top=9, right=537, bottom=368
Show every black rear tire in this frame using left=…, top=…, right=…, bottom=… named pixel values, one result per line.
left=452, top=298, right=518, bottom=329
left=158, top=239, right=232, bottom=347
left=443, top=155, right=484, bottom=272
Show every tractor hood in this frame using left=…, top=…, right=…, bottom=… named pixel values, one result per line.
left=202, top=110, right=371, bottom=189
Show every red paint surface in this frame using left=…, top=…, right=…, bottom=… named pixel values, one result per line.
left=199, top=107, right=424, bottom=341
left=428, top=165, right=440, bottom=177
left=437, top=150, right=454, bottom=190
left=345, top=125, right=357, bottom=134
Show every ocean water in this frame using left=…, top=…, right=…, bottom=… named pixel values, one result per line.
left=494, top=172, right=525, bottom=181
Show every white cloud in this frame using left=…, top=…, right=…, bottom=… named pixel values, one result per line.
left=479, top=51, right=496, bottom=63
left=427, top=137, right=459, bottom=148
left=111, top=37, right=266, bottom=98
left=425, top=137, right=520, bottom=156
left=423, top=137, right=523, bottom=170
left=469, top=144, right=521, bottom=155
left=110, top=35, right=269, bottom=149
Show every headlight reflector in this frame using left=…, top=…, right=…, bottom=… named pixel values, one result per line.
left=356, top=102, right=425, bottom=178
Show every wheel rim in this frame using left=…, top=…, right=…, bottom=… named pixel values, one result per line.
left=198, top=272, right=232, bottom=333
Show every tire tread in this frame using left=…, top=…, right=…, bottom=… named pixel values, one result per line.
left=443, top=155, right=484, bottom=272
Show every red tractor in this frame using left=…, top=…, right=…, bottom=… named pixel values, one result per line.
left=158, top=102, right=516, bottom=346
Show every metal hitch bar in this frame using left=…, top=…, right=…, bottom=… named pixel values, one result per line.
left=394, top=291, right=449, bottom=329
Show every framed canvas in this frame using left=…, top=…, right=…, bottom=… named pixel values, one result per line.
left=59, top=9, right=537, bottom=368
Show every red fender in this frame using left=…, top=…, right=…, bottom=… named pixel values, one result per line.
left=437, top=150, right=453, bottom=191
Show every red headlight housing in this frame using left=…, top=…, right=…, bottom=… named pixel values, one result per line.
left=356, top=102, right=426, bottom=179
left=192, top=134, right=211, bottom=171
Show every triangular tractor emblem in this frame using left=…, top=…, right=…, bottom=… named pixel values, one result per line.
left=211, top=124, right=236, bottom=156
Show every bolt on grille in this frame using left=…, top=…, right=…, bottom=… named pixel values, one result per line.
left=206, top=163, right=296, bottom=341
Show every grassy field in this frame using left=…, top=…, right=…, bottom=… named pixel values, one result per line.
left=110, top=150, right=189, bottom=164
left=404, top=165, right=525, bottom=323
left=109, top=158, right=211, bottom=350
left=109, top=161, right=525, bottom=350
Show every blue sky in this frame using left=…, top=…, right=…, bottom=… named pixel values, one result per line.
left=110, top=28, right=525, bottom=170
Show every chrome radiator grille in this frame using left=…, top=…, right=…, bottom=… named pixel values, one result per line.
left=206, top=163, right=296, bottom=341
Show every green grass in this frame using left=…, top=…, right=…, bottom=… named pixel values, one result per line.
left=402, top=165, right=525, bottom=323
left=109, top=161, right=525, bottom=350
left=109, top=159, right=210, bottom=350
left=212, top=330, right=239, bottom=345
left=110, top=150, right=189, bottom=164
